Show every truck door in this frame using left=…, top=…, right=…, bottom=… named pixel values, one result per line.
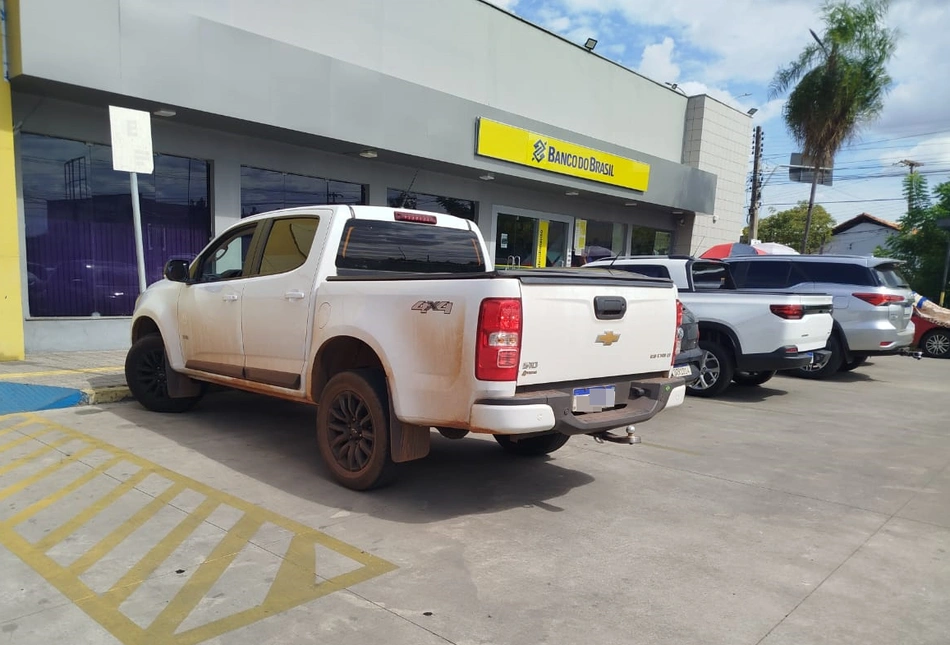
left=240, top=213, right=329, bottom=389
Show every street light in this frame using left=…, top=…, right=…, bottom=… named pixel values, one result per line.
left=937, top=217, right=950, bottom=307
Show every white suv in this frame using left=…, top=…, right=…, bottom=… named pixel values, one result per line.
left=724, top=255, right=915, bottom=378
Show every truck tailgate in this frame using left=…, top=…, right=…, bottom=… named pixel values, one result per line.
left=787, top=293, right=836, bottom=351
left=515, top=273, right=677, bottom=387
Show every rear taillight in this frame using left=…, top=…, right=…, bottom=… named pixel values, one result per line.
left=770, top=304, right=804, bottom=320
left=476, top=298, right=522, bottom=381
left=853, top=293, right=905, bottom=307
left=673, top=300, right=684, bottom=362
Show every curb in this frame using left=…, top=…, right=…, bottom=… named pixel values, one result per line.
left=80, top=386, right=133, bottom=406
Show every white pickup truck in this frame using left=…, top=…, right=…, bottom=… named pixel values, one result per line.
left=126, top=206, right=687, bottom=490
left=585, top=256, right=834, bottom=397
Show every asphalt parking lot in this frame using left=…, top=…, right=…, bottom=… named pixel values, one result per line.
left=1, top=356, right=948, bottom=645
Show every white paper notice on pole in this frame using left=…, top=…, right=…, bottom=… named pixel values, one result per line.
left=109, top=106, right=154, bottom=174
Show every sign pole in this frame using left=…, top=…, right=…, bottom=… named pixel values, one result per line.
left=129, top=171, right=148, bottom=295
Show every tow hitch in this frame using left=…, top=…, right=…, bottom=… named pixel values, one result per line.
left=593, top=425, right=641, bottom=445
left=899, top=347, right=923, bottom=360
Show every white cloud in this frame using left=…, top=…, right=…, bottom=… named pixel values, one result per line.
left=637, top=37, right=680, bottom=83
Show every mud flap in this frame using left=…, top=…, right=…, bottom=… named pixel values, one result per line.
left=389, top=401, right=431, bottom=463
left=164, top=356, right=202, bottom=399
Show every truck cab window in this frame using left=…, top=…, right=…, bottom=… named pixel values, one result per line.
left=259, top=217, right=320, bottom=276
left=198, top=225, right=258, bottom=282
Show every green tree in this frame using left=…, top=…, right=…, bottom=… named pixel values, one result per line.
left=757, top=202, right=835, bottom=254
left=769, top=0, right=898, bottom=253
left=879, top=175, right=950, bottom=301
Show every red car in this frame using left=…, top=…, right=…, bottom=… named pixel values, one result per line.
left=913, top=311, right=950, bottom=358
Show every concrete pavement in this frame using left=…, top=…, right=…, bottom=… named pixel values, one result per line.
left=0, top=354, right=948, bottom=644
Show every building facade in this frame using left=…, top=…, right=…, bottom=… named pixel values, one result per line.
left=822, top=213, right=900, bottom=256
left=0, top=0, right=752, bottom=356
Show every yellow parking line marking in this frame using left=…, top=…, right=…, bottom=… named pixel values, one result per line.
left=0, top=366, right=124, bottom=380
left=0, top=415, right=397, bottom=645
left=0, top=417, right=37, bottom=437
left=3, top=456, right=125, bottom=528
left=0, top=444, right=98, bottom=502
left=149, top=514, right=264, bottom=638
left=34, top=468, right=153, bottom=552
left=0, top=425, right=56, bottom=453
left=104, top=497, right=221, bottom=606
left=0, top=435, right=77, bottom=477
left=69, top=482, right=187, bottom=576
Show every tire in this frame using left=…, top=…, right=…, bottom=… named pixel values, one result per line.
left=125, top=334, right=202, bottom=413
left=920, top=329, right=950, bottom=359
left=795, top=335, right=843, bottom=380
left=316, top=369, right=394, bottom=491
left=732, top=370, right=776, bottom=387
left=494, top=432, right=570, bottom=457
left=686, top=340, right=735, bottom=398
left=839, top=356, right=868, bottom=372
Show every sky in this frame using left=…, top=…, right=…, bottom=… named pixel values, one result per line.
left=485, top=0, right=950, bottom=227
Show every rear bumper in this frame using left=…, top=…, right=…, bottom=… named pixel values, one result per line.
left=737, top=347, right=831, bottom=372
left=673, top=346, right=703, bottom=385
left=844, top=323, right=915, bottom=354
left=471, top=375, right=684, bottom=436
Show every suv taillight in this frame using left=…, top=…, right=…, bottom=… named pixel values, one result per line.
left=673, top=299, right=684, bottom=362
left=476, top=298, right=522, bottom=381
left=853, top=293, right=905, bottom=307
left=770, top=304, right=804, bottom=320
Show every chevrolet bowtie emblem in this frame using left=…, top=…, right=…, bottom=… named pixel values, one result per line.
left=596, top=331, right=621, bottom=346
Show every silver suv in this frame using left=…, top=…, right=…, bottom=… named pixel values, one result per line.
left=723, top=255, right=914, bottom=379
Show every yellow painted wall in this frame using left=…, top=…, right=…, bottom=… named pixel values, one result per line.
left=0, top=0, right=26, bottom=361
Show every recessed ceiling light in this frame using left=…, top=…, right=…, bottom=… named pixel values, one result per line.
left=625, top=202, right=637, bottom=207
left=153, top=108, right=176, bottom=117
left=566, top=190, right=580, bottom=196
left=672, top=210, right=684, bottom=215
left=359, top=150, right=378, bottom=159
left=479, top=173, right=495, bottom=181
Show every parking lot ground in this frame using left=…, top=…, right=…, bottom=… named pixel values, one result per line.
left=1, top=355, right=948, bottom=645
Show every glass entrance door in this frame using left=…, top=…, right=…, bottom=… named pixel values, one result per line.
left=495, top=213, right=571, bottom=269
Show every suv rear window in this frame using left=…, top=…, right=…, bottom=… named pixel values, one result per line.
left=797, top=262, right=874, bottom=286
left=691, top=261, right=735, bottom=290
left=336, top=219, right=485, bottom=274
left=873, top=263, right=910, bottom=288
left=616, top=265, right=671, bottom=279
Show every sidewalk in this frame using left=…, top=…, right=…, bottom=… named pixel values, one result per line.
left=0, top=350, right=130, bottom=414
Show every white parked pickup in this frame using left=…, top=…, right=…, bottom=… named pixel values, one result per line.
left=585, top=256, right=835, bottom=397
left=126, top=206, right=687, bottom=489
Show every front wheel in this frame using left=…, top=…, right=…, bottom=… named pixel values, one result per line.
left=125, top=334, right=202, bottom=413
left=494, top=433, right=570, bottom=456
left=316, top=369, right=394, bottom=491
left=732, top=371, right=776, bottom=387
left=795, top=335, right=843, bottom=380
left=920, top=329, right=950, bottom=358
left=686, top=340, right=735, bottom=398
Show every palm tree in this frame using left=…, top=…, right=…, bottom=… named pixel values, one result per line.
left=769, top=0, right=897, bottom=253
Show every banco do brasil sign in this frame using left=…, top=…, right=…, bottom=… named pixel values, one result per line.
left=475, top=118, right=650, bottom=192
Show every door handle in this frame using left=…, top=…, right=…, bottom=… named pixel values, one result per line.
left=222, top=294, right=239, bottom=302
left=284, top=290, right=306, bottom=301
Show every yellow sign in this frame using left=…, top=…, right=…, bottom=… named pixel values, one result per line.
left=476, top=118, right=650, bottom=192
left=535, top=220, right=549, bottom=268
left=574, top=219, right=587, bottom=253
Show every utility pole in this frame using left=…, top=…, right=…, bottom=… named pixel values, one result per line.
left=898, top=159, right=925, bottom=215
left=748, top=126, right=763, bottom=242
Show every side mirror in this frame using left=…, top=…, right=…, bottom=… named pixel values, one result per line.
left=164, top=259, right=191, bottom=283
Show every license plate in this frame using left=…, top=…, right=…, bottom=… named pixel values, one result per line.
left=572, top=385, right=616, bottom=413
left=671, top=365, right=692, bottom=378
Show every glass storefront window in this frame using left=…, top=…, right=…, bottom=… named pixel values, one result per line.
left=495, top=214, right=570, bottom=268
left=572, top=219, right=627, bottom=265
left=240, top=166, right=365, bottom=217
left=21, top=133, right=211, bottom=318
left=631, top=225, right=673, bottom=256
left=386, top=189, right=476, bottom=221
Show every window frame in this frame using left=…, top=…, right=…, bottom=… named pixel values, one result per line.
left=192, top=222, right=265, bottom=283
left=254, top=215, right=322, bottom=278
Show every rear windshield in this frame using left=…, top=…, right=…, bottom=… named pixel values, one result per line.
left=615, top=265, right=671, bottom=280
left=336, top=219, right=485, bottom=274
left=691, top=261, right=736, bottom=290
left=874, top=263, right=910, bottom=288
